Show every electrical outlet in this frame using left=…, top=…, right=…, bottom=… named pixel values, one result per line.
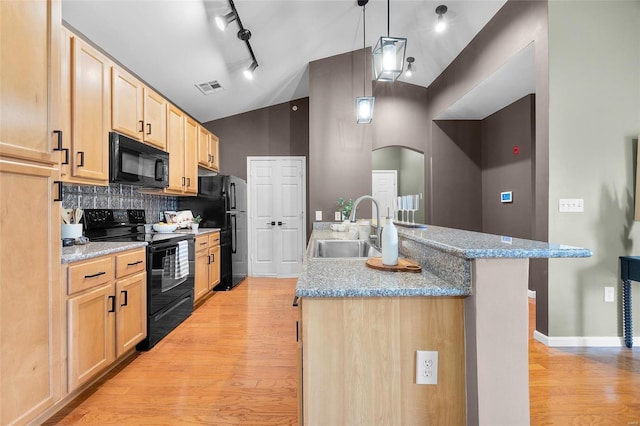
left=315, top=210, right=322, bottom=221
left=416, top=350, right=438, bottom=385
left=604, top=286, right=615, bottom=303
left=334, top=211, right=341, bottom=221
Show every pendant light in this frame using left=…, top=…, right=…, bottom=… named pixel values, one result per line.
left=372, top=0, right=407, bottom=81
left=356, top=0, right=374, bottom=124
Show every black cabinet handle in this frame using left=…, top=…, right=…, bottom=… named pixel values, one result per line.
left=108, top=295, right=115, bottom=313
left=139, top=120, right=144, bottom=133
left=127, top=260, right=143, bottom=267
left=207, top=254, right=212, bottom=265
left=211, top=253, right=214, bottom=263
left=186, top=177, right=191, bottom=187
left=146, top=123, right=152, bottom=135
left=84, top=271, right=106, bottom=279
left=121, top=290, right=128, bottom=307
left=292, top=295, right=299, bottom=307
left=53, top=130, right=63, bottom=151
left=296, top=320, right=299, bottom=342
left=77, top=151, right=85, bottom=167
left=182, top=177, right=186, bottom=187
left=52, top=131, right=69, bottom=165
left=53, top=180, right=62, bottom=202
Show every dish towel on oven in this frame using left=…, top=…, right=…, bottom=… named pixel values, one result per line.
left=175, top=240, right=189, bottom=280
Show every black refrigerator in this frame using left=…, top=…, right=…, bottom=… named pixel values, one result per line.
left=178, top=175, right=247, bottom=290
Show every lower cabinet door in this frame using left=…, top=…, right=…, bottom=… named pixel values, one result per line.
left=194, top=248, right=210, bottom=302
left=209, top=244, right=221, bottom=288
left=67, top=282, right=115, bottom=391
left=115, top=272, right=147, bottom=357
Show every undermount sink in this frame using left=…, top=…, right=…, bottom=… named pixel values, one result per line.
left=311, top=239, right=381, bottom=258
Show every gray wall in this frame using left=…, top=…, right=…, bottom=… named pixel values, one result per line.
left=547, top=1, right=640, bottom=339
left=426, top=0, right=550, bottom=333
left=309, top=48, right=373, bottom=226
left=481, top=95, right=534, bottom=239
left=204, top=98, right=309, bottom=180
left=431, top=120, right=483, bottom=231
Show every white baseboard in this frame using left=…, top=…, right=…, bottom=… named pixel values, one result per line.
left=533, top=330, right=640, bottom=347
left=527, top=289, right=536, bottom=299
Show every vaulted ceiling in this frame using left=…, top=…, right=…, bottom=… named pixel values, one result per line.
left=62, top=0, right=507, bottom=123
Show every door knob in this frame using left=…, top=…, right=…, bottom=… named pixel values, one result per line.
left=267, top=221, right=276, bottom=226
left=278, top=221, right=285, bottom=226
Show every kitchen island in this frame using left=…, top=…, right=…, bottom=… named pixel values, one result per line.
left=295, top=224, right=591, bottom=425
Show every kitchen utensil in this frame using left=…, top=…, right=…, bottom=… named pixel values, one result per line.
left=365, top=257, right=422, bottom=273
left=74, top=208, right=83, bottom=224
left=61, top=208, right=73, bottom=225
left=153, top=223, right=179, bottom=233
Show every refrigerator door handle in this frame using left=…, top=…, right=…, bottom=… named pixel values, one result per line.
left=231, top=214, right=238, bottom=254
left=230, top=182, right=237, bottom=210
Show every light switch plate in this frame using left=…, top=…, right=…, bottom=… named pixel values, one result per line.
left=335, top=211, right=341, bottom=221
left=315, top=210, right=322, bottom=221
left=559, top=198, right=584, bottom=213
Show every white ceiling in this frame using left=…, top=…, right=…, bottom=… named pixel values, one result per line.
left=62, top=0, right=508, bottom=123
left=435, top=42, right=535, bottom=120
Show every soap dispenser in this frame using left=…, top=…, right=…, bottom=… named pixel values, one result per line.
left=382, top=216, right=398, bottom=266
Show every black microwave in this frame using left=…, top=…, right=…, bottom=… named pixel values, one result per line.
left=109, top=132, right=169, bottom=188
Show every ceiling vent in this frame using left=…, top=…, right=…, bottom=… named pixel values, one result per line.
left=195, top=80, right=224, bottom=95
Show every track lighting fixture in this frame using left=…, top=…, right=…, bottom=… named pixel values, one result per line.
left=372, top=0, right=407, bottom=81
left=244, top=61, right=258, bottom=80
left=435, top=5, right=448, bottom=33
left=216, top=0, right=260, bottom=80
left=356, top=0, right=374, bottom=124
left=215, top=11, right=236, bottom=32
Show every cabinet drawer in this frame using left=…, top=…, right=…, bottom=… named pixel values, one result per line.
left=209, top=232, right=220, bottom=246
left=68, top=257, right=114, bottom=295
left=115, top=249, right=146, bottom=278
left=195, top=235, right=209, bottom=252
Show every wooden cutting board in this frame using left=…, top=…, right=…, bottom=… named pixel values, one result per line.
left=365, top=257, right=422, bottom=273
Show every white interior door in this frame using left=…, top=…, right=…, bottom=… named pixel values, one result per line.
left=248, top=157, right=306, bottom=277
left=372, top=170, right=398, bottom=220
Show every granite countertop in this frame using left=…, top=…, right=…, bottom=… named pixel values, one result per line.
left=295, top=229, right=471, bottom=298
left=395, top=224, right=592, bottom=259
left=174, top=227, right=221, bottom=237
left=61, top=241, right=148, bottom=264
left=295, top=225, right=591, bottom=299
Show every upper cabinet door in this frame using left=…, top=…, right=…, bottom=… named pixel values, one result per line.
left=143, top=88, right=166, bottom=150
left=111, top=67, right=143, bottom=141
left=166, top=104, right=185, bottom=192
left=71, top=37, right=110, bottom=182
left=197, top=125, right=210, bottom=167
left=184, top=116, right=198, bottom=195
left=0, top=0, right=60, bottom=165
left=210, top=132, right=220, bottom=172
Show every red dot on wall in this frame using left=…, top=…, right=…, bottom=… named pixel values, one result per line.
left=513, top=145, right=520, bottom=155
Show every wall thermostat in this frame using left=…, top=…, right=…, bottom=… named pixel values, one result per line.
left=500, top=191, right=513, bottom=203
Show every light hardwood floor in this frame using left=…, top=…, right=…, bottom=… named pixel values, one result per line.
left=46, top=278, right=639, bottom=425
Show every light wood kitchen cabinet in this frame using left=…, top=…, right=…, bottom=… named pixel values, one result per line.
left=160, top=105, right=197, bottom=195
left=198, top=126, right=219, bottom=172
left=184, top=116, right=198, bottom=195
left=0, top=1, right=64, bottom=425
left=142, top=88, right=167, bottom=149
left=58, top=32, right=110, bottom=185
left=0, top=0, right=61, bottom=165
left=194, top=235, right=212, bottom=302
left=65, top=249, right=146, bottom=392
left=209, top=232, right=221, bottom=289
left=194, top=232, right=221, bottom=304
left=111, top=66, right=166, bottom=150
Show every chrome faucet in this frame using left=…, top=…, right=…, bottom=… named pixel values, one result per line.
left=349, top=195, right=381, bottom=249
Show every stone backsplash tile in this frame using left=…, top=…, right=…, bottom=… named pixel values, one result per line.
left=62, top=183, right=177, bottom=223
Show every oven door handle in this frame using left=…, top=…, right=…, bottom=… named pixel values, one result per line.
left=149, top=239, right=190, bottom=251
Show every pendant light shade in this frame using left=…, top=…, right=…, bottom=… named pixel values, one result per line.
left=373, top=36, right=407, bottom=81
left=356, top=96, right=375, bottom=124
left=356, top=1, right=374, bottom=124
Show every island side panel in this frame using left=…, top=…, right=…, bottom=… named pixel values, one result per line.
left=465, top=258, right=530, bottom=425
left=302, top=296, right=466, bottom=425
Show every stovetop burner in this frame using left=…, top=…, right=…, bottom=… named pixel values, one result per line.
left=83, top=209, right=193, bottom=245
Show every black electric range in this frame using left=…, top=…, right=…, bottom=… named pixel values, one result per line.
left=84, top=209, right=195, bottom=350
